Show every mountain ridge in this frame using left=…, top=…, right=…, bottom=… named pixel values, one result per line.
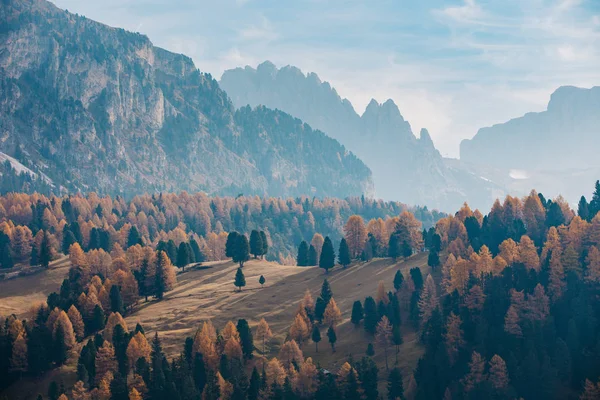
left=220, top=60, right=501, bottom=211
left=461, top=85, right=600, bottom=171
left=0, top=0, right=373, bottom=199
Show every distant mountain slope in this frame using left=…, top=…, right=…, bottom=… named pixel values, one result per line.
left=461, top=86, right=600, bottom=171
left=221, top=61, right=501, bottom=211
left=0, top=0, right=372, bottom=198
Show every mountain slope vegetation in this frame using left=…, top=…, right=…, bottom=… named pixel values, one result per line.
left=0, top=0, right=372, bottom=199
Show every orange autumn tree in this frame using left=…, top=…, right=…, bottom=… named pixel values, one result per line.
left=344, top=215, right=367, bottom=259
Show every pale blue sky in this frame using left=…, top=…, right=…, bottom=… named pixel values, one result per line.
left=52, top=0, right=600, bottom=157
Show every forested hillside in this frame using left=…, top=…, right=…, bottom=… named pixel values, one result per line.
left=0, top=0, right=372, bottom=199
left=2, top=183, right=600, bottom=399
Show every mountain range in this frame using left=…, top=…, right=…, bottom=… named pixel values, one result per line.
left=1, top=0, right=598, bottom=211
left=0, top=0, right=373, bottom=199
left=221, top=61, right=503, bottom=211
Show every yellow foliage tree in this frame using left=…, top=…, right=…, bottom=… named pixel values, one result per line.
left=256, top=318, right=273, bottom=354
left=518, top=235, right=540, bottom=271
left=323, top=298, right=342, bottom=327
left=127, top=331, right=151, bottom=367
left=279, top=339, right=304, bottom=369
left=104, top=312, right=128, bottom=341
left=289, top=314, right=310, bottom=344
left=344, top=215, right=367, bottom=258
left=68, top=305, right=85, bottom=340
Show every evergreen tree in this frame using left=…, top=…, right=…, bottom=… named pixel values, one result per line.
left=236, top=319, right=253, bottom=359
left=387, top=367, right=404, bottom=400
left=176, top=242, right=191, bottom=271
left=150, top=333, right=166, bottom=399
left=427, top=250, right=440, bottom=269
left=166, top=240, right=178, bottom=264
left=110, top=285, right=124, bottom=315
left=234, top=268, right=246, bottom=291
left=410, top=267, right=424, bottom=291
left=249, top=230, right=263, bottom=259
left=393, top=270, right=404, bottom=292
left=320, top=279, right=333, bottom=305
left=578, top=196, right=590, bottom=221
left=0, top=241, right=13, bottom=269
left=260, top=231, right=269, bottom=259
left=259, top=275, right=266, bottom=287
left=388, top=234, right=401, bottom=260
left=226, top=232, right=240, bottom=258
left=401, top=240, right=412, bottom=258
left=338, top=238, right=351, bottom=268
left=189, top=239, right=204, bottom=263
left=363, top=344, right=373, bottom=358
left=30, top=244, right=39, bottom=266
left=61, top=229, right=77, bottom=255
left=590, top=180, right=600, bottom=218
left=327, top=326, right=337, bottom=352
left=39, top=231, right=52, bottom=268
left=351, top=300, right=364, bottom=326
left=127, top=226, right=142, bottom=248
left=319, top=237, right=335, bottom=274
left=234, top=235, right=250, bottom=268
left=110, top=373, right=129, bottom=400
left=308, top=245, right=318, bottom=266
left=91, top=305, right=105, bottom=333
left=248, top=367, right=260, bottom=400
left=311, top=325, right=321, bottom=352
left=193, top=353, right=207, bottom=393
left=297, top=241, right=309, bottom=266
left=363, top=296, right=378, bottom=334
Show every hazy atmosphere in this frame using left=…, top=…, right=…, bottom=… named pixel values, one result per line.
left=52, top=0, right=600, bottom=156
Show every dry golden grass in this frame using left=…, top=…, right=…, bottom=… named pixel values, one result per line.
left=1, top=253, right=430, bottom=398
left=126, top=253, right=430, bottom=382
left=0, top=256, right=70, bottom=317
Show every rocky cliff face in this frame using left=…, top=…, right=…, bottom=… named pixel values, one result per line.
left=221, top=62, right=501, bottom=211
left=461, top=86, right=600, bottom=171
left=0, top=0, right=373, bottom=198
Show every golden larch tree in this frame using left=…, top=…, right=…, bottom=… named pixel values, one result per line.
left=266, top=357, right=287, bottom=386
left=224, top=337, right=243, bottom=361
left=129, top=388, right=143, bottom=400
left=323, top=298, right=342, bottom=327
left=95, top=343, right=117, bottom=384
left=464, top=285, right=485, bottom=313
left=548, top=251, right=566, bottom=302
left=450, top=258, right=469, bottom=295
left=256, top=318, right=273, bottom=354
left=104, top=312, right=128, bottom=341
left=418, top=275, right=439, bottom=324
left=488, top=354, right=509, bottom=389
left=444, top=312, right=465, bottom=365
left=518, top=235, right=540, bottom=271
left=344, top=215, right=367, bottom=258
left=498, top=238, right=518, bottom=266
left=311, top=233, right=324, bottom=261
left=192, top=321, right=218, bottom=370
left=279, top=340, right=304, bottom=369
left=289, top=314, right=310, bottom=344
left=585, top=246, right=600, bottom=283
left=127, top=331, right=151, bottom=367
left=376, top=280, right=389, bottom=305
left=376, top=316, right=393, bottom=371
left=221, top=321, right=240, bottom=343
left=71, top=380, right=90, bottom=400
left=68, top=305, right=85, bottom=340
left=54, top=310, right=77, bottom=350
left=461, top=351, right=486, bottom=392
left=10, top=331, right=28, bottom=372
left=295, top=357, right=318, bottom=397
